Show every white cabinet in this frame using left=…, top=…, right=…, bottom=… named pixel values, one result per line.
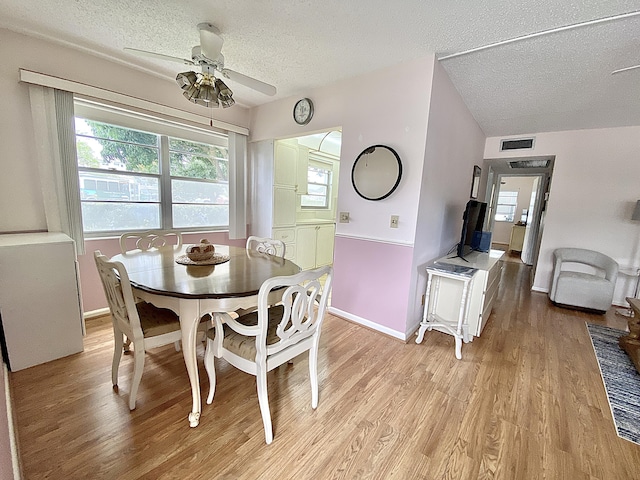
left=272, top=227, right=296, bottom=261
left=296, top=224, right=336, bottom=270
left=0, top=233, right=84, bottom=371
left=274, top=140, right=308, bottom=194
left=421, top=250, right=504, bottom=339
left=509, top=225, right=526, bottom=252
left=251, top=139, right=308, bottom=233
left=273, top=187, right=297, bottom=227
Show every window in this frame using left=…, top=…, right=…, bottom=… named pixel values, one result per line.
left=75, top=116, right=229, bottom=234
left=301, top=162, right=332, bottom=209
left=495, top=191, right=518, bottom=222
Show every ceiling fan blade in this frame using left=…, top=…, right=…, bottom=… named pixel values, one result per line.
left=611, top=64, right=640, bottom=75
left=124, top=47, right=195, bottom=66
left=221, top=68, right=277, bottom=96
left=198, top=23, right=224, bottom=60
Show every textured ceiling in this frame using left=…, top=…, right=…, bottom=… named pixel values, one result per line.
left=1, top=0, right=639, bottom=137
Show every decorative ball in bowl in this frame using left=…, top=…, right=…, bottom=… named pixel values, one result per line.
left=186, top=239, right=215, bottom=262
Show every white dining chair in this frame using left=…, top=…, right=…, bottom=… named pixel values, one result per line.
left=119, top=230, right=183, bottom=254
left=246, top=236, right=286, bottom=258
left=94, top=250, right=184, bottom=410
left=203, top=265, right=333, bottom=444
left=118, top=230, right=209, bottom=351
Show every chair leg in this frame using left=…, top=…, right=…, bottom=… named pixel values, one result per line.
left=309, top=347, right=319, bottom=409
left=129, top=342, right=146, bottom=410
left=204, top=337, right=216, bottom=405
left=256, top=364, right=273, bottom=444
left=123, top=335, right=131, bottom=353
left=112, top=329, right=124, bottom=387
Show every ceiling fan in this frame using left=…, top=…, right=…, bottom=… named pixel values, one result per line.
left=124, top=22, right=277, bottom=108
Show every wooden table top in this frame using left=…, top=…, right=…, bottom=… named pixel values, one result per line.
left=627, top=297, right=640, bottom=316
left=111, top=245, right=301, bottom=300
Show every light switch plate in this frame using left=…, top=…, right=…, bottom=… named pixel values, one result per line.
left=339, top=212, right=350, bottom=223
left=390, top=215, right=399, bottom=228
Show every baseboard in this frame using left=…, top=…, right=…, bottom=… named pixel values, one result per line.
left=3, top=364, right=22, bottom=480
left=83, top=308, right=110, bottom=320
left=328, top=307, right=407, bottom=341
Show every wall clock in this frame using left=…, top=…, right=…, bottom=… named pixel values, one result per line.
left=293, top=98, right=314, bottom=125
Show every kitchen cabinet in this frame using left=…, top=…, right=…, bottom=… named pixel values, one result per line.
left=296, top=223, right=336, bottom=270
left=509, top=225, right=526, bottom=252
left=250, top=139, right=311, bottom=262
left=272, top=227, right=296, bottom=261
left=274, top=140, right=308, bottom=194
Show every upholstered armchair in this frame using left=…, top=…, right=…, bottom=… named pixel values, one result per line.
left=549, top=248, right=619, bottom=313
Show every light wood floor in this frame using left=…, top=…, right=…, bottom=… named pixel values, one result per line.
left=10, top=261, right=640, bottom=479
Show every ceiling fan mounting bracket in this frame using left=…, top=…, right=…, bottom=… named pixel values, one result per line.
left=197, top=23, right=220, bottom=36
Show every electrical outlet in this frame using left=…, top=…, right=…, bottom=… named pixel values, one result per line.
left=390, top=215, right=399, bottom=228
left=339, top=212, right=350, bottom=223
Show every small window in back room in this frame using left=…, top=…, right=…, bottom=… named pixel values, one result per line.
left=495, top=191, right=518, bottom=222
left=301, top=162, right=332, bottom=209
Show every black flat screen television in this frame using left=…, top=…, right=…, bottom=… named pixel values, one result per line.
left=456, top=199, right=488, bottom=259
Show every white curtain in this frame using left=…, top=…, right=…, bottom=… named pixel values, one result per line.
left=28, top=86, right=84, bottom=254
left=228, top=131, right=248, bottom=240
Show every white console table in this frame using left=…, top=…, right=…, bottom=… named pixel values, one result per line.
left=415, top=249, right=504, bottom=358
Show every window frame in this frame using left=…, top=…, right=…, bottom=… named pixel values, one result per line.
left=74, top=100, right=230, bottom=237
left=495, top=190, right=519, bottom=223
left=301, top=159, right=333, bottom=210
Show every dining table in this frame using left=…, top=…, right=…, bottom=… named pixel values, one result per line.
left=111, top=244, right=301, bottom=427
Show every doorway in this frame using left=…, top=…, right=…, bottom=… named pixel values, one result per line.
left=483, top=156, right=555, bottom=282
left=277, top=130, right=342, bottom=272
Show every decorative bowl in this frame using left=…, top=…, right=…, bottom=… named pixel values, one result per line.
left=186, top=239, right=215, bottom=262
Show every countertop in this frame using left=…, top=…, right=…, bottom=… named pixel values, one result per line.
left=295, top=219, right=336, bottom=225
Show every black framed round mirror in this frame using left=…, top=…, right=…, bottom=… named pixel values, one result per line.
left=351, top=145, right=402, bottom=201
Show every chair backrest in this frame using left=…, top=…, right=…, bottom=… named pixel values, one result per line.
left=553, top=248, right=619, bottom=280
left=119, top=230, right=183, bottom=253
left=256, top=265, right=332, bottom=358
left=246, top=235, right=286, bottom=258
left=94, top=250, right=142, bottom=340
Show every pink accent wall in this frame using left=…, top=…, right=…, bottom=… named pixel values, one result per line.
left=78, top=232, right=246, bottom=313
left=331, top=236, right=414, bottom=332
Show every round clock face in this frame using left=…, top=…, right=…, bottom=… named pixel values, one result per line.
left=293, top=98, right=314, bottom=125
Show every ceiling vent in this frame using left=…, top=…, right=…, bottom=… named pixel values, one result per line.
left=500, top=137, right=535, bottom=151
left=508, top=159, right=550, bottom=169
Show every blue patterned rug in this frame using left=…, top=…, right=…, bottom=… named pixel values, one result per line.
left=587, top=323, right=640, bottom=445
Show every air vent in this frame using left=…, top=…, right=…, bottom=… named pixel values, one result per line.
left=500, top=138, right=535, bottom=151
left=508, top=159, right=550, bottom=169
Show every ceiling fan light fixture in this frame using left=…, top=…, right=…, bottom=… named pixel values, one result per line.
left=197, top=82, right=218, bottom=104
left=214, top=78, right=232, bottom=97
left=182, top=83, right=200, bottom=102
left=176, top=71, right=198, bottom=90
left=220, top=97, right=235, bottom=108
left=194, top=95, right=219, bottom=107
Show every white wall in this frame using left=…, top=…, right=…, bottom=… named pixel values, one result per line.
left=250, top=56, right=436, bottom=337
left=407, top=59, right=487, bottom=332
left=0, top=28, right=250, bottom=233
left=485, top=126, right=640, bottom=305
left=251, top=56, right=436, bottom=245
